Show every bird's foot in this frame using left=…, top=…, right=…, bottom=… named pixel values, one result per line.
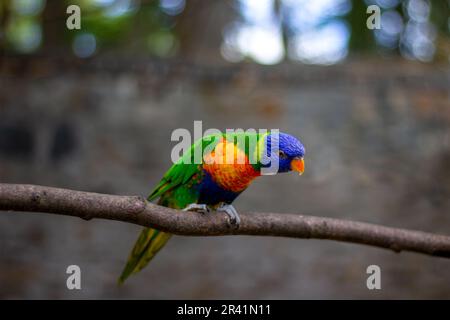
left=217, top=203, right=241, bottom=228
left=182, top=203, right=210, bottom=214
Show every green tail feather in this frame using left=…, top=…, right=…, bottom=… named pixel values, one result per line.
left=118, top=227, right=172, bottom=284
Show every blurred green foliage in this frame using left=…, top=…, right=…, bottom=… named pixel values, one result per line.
left=0, top=0, right=448, bottom=64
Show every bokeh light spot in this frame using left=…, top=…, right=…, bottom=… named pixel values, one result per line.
left=406, top=0, right=430, bottom=23
left=6, top=17, right=42, bottom=53
left=12, top=0, right=45, bottom=16
left=160, top=0, right=185, bottom=16
left=290, top=20, right=350, bottom=65
left=73, top=33, right=97, bottom=58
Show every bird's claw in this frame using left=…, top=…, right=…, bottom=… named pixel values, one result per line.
left=183, top=203, right=210, bottom=214
left=217, top=204, right=241, bottom=228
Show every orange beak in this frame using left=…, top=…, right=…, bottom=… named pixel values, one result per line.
left=290, top=157, right=305, bottom=175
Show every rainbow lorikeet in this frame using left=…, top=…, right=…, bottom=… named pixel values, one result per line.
left=119, top=131, right=305, bottom=283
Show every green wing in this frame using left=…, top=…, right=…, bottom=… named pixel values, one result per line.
left=147, top=133, right=225, bottom=202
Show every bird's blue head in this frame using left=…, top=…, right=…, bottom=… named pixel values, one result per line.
left=261, top=132, right=305, bottom=174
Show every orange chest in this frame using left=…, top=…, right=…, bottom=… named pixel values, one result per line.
left=202, top=139, right=260, bottom=193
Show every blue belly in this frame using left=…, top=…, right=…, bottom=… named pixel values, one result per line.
left=198, top=170, right=241, bottom=205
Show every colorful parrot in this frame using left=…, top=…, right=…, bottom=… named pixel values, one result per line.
left=118, top=131, right=305, bottom=283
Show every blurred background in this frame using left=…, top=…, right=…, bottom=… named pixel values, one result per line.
left=0, top=0, right=449, bottom=299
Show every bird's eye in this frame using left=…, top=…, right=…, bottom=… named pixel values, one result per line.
left=278, top=150, right=287, bottom=159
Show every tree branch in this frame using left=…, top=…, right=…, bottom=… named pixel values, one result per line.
left=0, top=183, right=449, bottom=258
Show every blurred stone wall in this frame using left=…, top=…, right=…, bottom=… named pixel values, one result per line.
left=0, top=57, right=449, bottom=298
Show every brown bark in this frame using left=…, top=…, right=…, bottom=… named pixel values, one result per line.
left=0, top=183, right=449, bottom=258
